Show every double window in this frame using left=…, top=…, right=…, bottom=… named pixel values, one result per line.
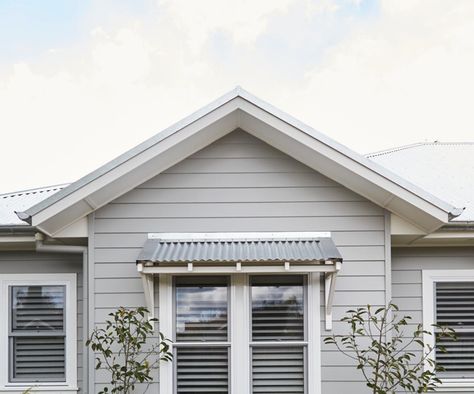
left=0, top=274, right=77, bottom=391
left=423, top=270, right=474, bottom=388
left=161, top=273, right=320, bottom=394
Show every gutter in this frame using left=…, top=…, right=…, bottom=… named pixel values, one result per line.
left=0, top=225, right=36, bottom=234
left=34, top=233, right=89, bottom=393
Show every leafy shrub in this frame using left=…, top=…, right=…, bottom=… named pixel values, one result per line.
left=87, top=307, right=172, bottom=394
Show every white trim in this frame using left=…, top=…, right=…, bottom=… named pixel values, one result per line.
left=0, top=273, right=77, bottom=393
left=158, top=275, right=173, bottom=394
left=141, top=264, right=338, bottom=275
left=308, top=272, right=321, bottom=394
left=148, top=232, right=332, bottom=240
left=422, top=269, right=474, bottom=391
left=231, top=274, right=250, bottom=394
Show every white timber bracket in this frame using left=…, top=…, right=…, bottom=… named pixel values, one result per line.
left=137, top=263, right=155, bottom=326
left=324, top=260, right=342, bottom=331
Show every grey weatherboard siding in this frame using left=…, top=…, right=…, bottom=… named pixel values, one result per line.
left=0, top=252, right=84, bottom=392
left=92, top=129, right=388, bottom=394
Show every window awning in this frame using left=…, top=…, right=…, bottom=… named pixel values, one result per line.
left=137, top=232, right=342, bottom=266
left=136, top=232, right=343, bottom=331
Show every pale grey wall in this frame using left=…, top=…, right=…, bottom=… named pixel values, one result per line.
left=392, top=247, right=474, bottom=394
left=92, top=129, right=388, bottom=393
left=0, top=251, right=83, bottom=392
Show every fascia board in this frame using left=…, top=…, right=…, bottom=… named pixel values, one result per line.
left=237, top=103, right=453, bottom=229
left=236, top=89, right=459, bottom=217
left=31, top=104, right=240, bottom=232
left=26, top=87, right=244, bottom=219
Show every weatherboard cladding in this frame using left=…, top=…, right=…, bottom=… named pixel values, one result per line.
left=137, top=237, right=342, bottom=264
left=93, top=130, right=387, bottom=394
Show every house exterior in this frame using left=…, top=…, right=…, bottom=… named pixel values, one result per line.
left=0, top=87, right=473, bottom=394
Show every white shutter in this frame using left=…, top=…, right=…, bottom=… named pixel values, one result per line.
left=9, top=285, right=66, bottom=382
left=252, top=346, right=305, bottom=394
left=435, top=282, right=474, bottom=378
left=176, top=347, right=229, bottom=393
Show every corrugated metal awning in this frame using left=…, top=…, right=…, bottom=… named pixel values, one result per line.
left=136, top=232, right=343, bottom=331
left=137, top=232, right=342, bottom=265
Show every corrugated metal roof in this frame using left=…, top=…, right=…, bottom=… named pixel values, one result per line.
left=367, top=142, right=474, bottom=222
left=138, top=235, right=342, bottom=264
left=0, top=184, right=68, bottom=226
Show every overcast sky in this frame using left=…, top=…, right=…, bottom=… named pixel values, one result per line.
left=1, top=0, right=473, bottom=193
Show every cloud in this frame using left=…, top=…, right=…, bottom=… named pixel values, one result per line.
left=160, top=0, right=297, bottom=51
left=292, top=0, right=474, bottom=152
left=0, top=0, right=473, bottom=193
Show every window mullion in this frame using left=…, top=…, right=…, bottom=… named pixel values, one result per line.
left=231, top=274, right=250, bottom=394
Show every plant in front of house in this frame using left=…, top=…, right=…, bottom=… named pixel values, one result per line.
left=86, top=307, right=172, bottom=394
left=324, top=303, right=456, bottom=394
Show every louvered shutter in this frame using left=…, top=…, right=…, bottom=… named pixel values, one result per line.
left=251, top=276, right=305, bottom=394
left=9, top=285, right=66, bottom=382
left=252, top=347, right=304, bottom=393
left=176, top=347, right=229, bottom=393
left=175, top=277, right=229, bottom=394
left=435, top=282, right=474, bottom=378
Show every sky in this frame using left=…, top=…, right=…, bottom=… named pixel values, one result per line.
left=0, top=0, right=473, bottom=193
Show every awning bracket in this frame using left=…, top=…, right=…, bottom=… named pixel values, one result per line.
left=138, top=263, right=155, bottom=325
left=324, top=261, right=342, bottom=331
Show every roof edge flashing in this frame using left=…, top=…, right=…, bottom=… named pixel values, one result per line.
left=147, top=232, right=332, bottom=240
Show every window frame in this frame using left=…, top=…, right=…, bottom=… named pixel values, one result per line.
left=249, top=274, right=308, bottom=393
left=159, top=272, right=321, bottom=394
left=172, top=276, right=231, bottom=393
left=422, top=269, right=474, bottom=391
left=0, top=274, right=77, bottom=392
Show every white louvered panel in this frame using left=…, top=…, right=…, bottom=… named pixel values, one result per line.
left=436, top=282, right=474, bottom=378
left=176, top=347, right=229, bottom=393
left=12, top=336, right=65, bottom=381
left=252, top=346, right=305, bottom=393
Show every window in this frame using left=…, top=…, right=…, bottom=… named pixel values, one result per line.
left=423, top=270, right=474, bottom=389
left=174, top=276, right=229, bottom=393
left=160, top=273, right=320, bottom=394
left=0, top=274, right=77, bottom=391
left=251, top=276, right=306, bottom=393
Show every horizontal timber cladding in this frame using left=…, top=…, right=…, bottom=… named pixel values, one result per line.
left=0, top=252, right=83, bottom=392
left=392, top=247, right=474, bottom=325
left=93, top=130, right=387, bottom=394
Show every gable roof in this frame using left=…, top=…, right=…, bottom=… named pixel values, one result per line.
left=21, top=87, right=462, bottom=236
left=0, top=184, right=67, bottom=226
left=367, top=142, right=474, bottom=222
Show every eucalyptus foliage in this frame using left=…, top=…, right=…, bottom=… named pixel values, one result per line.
left=86, top=307, right=172, bottom=394
left=324, top=303, right=456, bottom=394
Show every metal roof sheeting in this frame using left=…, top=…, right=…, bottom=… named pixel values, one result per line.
left=367, top=142, right=474, bottom=222
left=137, top=235, right=342, bottom=264
left=0, top=185, right=68, bottom=226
